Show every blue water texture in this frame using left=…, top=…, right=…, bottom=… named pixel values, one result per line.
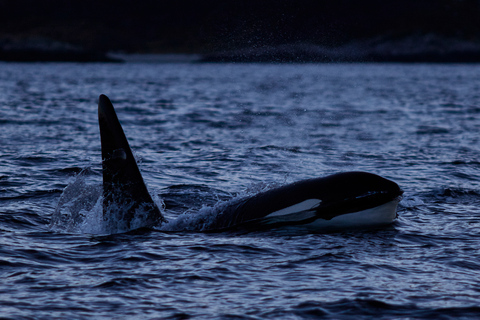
left=1, top=62, right=480, bottom=319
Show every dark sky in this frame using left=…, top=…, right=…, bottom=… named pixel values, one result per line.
left=1, top=0, right=479, bottom=53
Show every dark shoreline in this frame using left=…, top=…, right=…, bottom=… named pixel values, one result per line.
left=1, top=0, right=480, bottom=63
left=200, top=34, right=480, bottom=63
left=0, top=37, right=121, bottom=63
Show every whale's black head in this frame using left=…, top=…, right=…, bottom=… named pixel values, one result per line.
left=307, top=171, right=403, bottom=219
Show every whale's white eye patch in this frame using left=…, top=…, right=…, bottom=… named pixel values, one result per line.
left=266, top=199, right=321, bottom=217
left=112, top=148, right=127, bottom=160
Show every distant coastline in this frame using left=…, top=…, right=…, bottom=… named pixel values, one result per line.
left=0, top=37, right=121, bottom=62
left=3, top=34, right=480, bottom=64
left=2, top=0, right=480, bottom=63
left=201, top=34, right=480, bottom=63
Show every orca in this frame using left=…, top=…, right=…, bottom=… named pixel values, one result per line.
left=98, top=94, right=403, bottom=232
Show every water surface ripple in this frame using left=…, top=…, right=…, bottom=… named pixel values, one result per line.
left=1, top=62, right=480, bottom=319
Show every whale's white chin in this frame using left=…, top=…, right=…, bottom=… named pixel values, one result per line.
left=304, top=199, right=400, bottom=231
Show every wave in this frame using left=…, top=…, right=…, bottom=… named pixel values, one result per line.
left=279, top=299, right=480, bottom=320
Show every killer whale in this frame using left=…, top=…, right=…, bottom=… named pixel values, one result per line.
left=98, top=94, right=403, bottom=232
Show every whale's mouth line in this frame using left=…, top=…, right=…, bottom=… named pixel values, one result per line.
left=317, top=189, right=403, bottom=220
left=343, top=189, right=403, bottom=203
left=352, top=189, right=403, bottom=200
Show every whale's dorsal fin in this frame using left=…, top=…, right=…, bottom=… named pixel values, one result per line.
left=98, top=94, right=164, bottom=230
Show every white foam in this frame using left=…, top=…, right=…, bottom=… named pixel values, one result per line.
left=49, top=170, right=103, bottom=234
left=159, top=200, right=233, bottom=232
left=50, top=170, right=167, bottom=234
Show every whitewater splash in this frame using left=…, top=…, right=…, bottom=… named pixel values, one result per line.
left=49, top=169, right=104, bottom=234
left=50, top=169, right=286, bottom=234
left=50, top=171, right=169, bottom=234
left=50, top=169, right=259, bottom=234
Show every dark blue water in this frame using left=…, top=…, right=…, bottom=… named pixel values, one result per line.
left=1, top=62, right=480, bottom=319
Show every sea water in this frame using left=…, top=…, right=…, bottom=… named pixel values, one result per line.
left=1, top=62, right=480, bottom=319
